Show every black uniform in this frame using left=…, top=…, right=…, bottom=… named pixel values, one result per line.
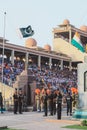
left=18, top=91, right=24, bottom=114
left=66, top=93, right=72, bottom=116
left=49, top=91, right=54, bottom=116
left=0, top=92, right=3, bottom=113
left=13, top=91, right=18, bottom=114
left=57, top=92, right=62, bottom=119
left=53, top=92, right=57, bottom=115
left=43, top=91, right=48, bottom=116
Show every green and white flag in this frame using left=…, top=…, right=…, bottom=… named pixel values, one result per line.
left=19, top=25, right=34, bottom=38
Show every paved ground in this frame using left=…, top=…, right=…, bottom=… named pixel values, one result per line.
left=0, top=110, right=81, bottom=130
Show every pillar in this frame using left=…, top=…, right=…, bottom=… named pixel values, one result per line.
left=25, top=52, right=29, bottom=70
left=11, top=49, right=14, bottom=65
left=38, top=55, right=41, bottom=68
left=60, top=59, right=63, bottom=70
left=69, top=61, right=72, bottom=71
left=49, top=57, right=52, bottom=69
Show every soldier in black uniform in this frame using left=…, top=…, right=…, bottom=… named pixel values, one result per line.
left=66, top=92, right=72, bottom=116
left=0, top=92, right=3, bottom=114
left=48, top=89, right=54, bottom=116
left=53, top=90, right=57, bottom=115
left=43, top=88, right=48, bottom=116
left=18, top=88, right=24, bottom=114
left=57, top=91, right=62, bottom=119
left=13, top=88, right=18, bottom=114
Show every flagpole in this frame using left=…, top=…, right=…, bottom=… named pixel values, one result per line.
left=2, top=12, right=6, bottom=106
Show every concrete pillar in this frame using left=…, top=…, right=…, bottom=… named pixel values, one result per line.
left=60, top=59, right=63, bottom=70
left=25, top=52, right=29, bottom=70
left=69, top=61, right=72, bottom=71
left=38, top=55, right=41, bottom=68
left=11, top=49, right=14, bottom=65
left=49, top=57, right=52, bottom=69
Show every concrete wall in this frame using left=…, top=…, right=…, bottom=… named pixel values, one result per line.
left=53, top=38, right=87, bottom=62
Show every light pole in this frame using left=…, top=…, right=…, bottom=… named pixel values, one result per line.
left=2, top=12, right=6, bottom=106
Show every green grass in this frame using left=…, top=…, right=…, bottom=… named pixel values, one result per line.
left=63, top=125, right=87, bottom=129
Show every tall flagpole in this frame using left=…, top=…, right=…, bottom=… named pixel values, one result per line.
left=2, top=12, right=6, bottom=106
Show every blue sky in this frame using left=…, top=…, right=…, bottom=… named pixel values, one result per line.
left=0, top=0, right=87, bottom=49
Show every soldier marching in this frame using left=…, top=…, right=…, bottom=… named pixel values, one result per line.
left=33, top=82, right=79, bottom=120
left=13, top=88, right=24, bottom=114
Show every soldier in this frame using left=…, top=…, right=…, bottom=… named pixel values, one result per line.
left=53, top=90, right=57, bottom=115
left=72, top=92, right=75, bottom=109
left=46, top=87, right=51, bottom=112
left=18, top=88, right=24, bottom=114
left=43, top=88, right=48, bottom=116
left=74, top=92, right=78, bottom=108
left=48, top=89, right=54, bottom=116
left=35, top=87, right=41, bottom=112
left=13, top=88, right=18, bottom=114
left=40, top=87, right=45, bottom=112
left=66, top=92, right=72, bottom=116
left=57, top=91, right=62, bottom=119
left=0, top=92, right=3, bottom=114
left=72, top=92, right=78, bottom=112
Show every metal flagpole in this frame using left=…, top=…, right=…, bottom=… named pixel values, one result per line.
left=2, top=12, right=6, bottom=107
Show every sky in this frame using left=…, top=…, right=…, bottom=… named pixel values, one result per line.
left=0, top=0, right=87, bottom=49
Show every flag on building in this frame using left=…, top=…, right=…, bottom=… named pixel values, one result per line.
left=19, top=25, right=34, bottom=38
left=71, top=32, right=85, bottom=52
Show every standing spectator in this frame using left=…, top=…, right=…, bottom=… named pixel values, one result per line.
left=13, top=88, right=18, bottom=114
left=18, top=88, right=24, bottom=114
left=0, top=92, right=3, bottom=114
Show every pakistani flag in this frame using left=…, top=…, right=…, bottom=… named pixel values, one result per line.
left=19, top=25, right=34, bottom=38
left=71, top=32, right=85, bottom=52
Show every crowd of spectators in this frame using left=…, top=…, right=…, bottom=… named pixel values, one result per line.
left=0, top=60, right=25, bottom=87
left=0, top=59, right=77, bottom=93
left=29, top=64, right=77, bottom=93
